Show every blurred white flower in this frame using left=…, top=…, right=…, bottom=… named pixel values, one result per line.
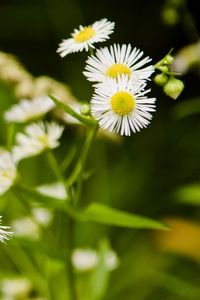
left=4, top=96, right=55, bottom=123
left=0, top=216, right=13, bottom=243
left=1, top=277, right=32, bottom=299
left=12, top=217, right=40, bottom=240
left=72, top=248, right=99, bottom=272
left=32, top=207, right=53, bottom=227
left=36, top=181, right=67, bottom=200
left=13, top=121, right=64, bottom=162
left=0, top=151, right=17, bottom=195
left=71, top=248, right=119, bottom=272
left=91, top=75, right=156, bottom=136
left=104, top=249, right=119, bottom=271
left=57, top=19, right=115, bottom=57
left=84, top=44, right=154, bottom=83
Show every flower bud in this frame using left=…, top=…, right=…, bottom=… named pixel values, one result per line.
left=157, top=65, right=169, bottom=73
left=163, top=54, right=174, bottom=65
left=154, top=73, right=169, bottom=86
left=81, top=103, right=90, bottom=116
left=164, top=77, right=184, bottom=100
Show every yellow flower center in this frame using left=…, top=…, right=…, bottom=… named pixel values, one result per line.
left=106, top=64, right=131, bottom=79
left=38, top=135, right=49, bottom=147
left=74, top=26, right=96, bottom=43
left=111, top=91, right=135, bottom=115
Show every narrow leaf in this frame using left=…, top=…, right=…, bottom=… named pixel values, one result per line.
left=78, top=203, right=168, bottom=230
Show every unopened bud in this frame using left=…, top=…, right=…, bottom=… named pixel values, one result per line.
left=164, top=77, right=184, bottom=100
left=154, top=73, right=169, bottom=86
left=81, top=103, right=90, bottom=116
left=163, top=54, right=174, bottom=65
left=157, top=65, right=169, bottom=73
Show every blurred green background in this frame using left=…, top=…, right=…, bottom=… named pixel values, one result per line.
left=1, top=0, right=200, bottom=299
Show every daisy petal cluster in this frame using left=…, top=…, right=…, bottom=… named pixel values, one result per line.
left=13, top=121, right=64, bottom=162
left=0, top=216, right=13, bottom=243
left=57, top=18, right=115, bottom=57
left=4, top=96, right=55, bottom=123
left=91, top=75, right=156, bottom=136
left=0, top=151, right=17, bottom=195
left=84, top=44, right=154, bottom=84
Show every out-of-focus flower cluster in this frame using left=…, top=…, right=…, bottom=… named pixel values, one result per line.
left=0, top=51, right=81, bottom=125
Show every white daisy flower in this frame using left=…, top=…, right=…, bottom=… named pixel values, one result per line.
left=0, top=216, right=13, bottom=243
left=83, top=44, right=154, bottom=83
left=4, top=96, right=55, bottom=123
left=91, top=75, right=156, bottom=136
left=0, top=151, right=17, bottom=195
left=12, top=121, right=64, bottom=162
left=57, top=18, right=115, bottom=57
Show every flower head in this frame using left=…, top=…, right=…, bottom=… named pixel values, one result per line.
left=57, top=19, right=115, bottom=57
left=0, top=216, right=13, bottom=243
left=84, top=44, right=154, bottom=84
left=91, top=75, right=156, bottom=136
left=4, top=96, right=55, bottom=123
left=0, top=151, right=17, bottom=195
left=13, top=121, right=64, bottom=162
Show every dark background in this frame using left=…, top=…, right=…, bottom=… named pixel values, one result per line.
left=1, top=1, right=200, bottom=300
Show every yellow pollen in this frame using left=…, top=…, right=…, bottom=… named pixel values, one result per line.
left=74, top=26, right=96, bottom=43
left=111, top=91, right=135, bottom=115
left=106, top=64, right=131, bottom=79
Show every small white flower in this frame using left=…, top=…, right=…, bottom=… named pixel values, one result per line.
left=32, top=207, right=53, bottom=227
left=12, top=121, right=64, bottom=162
left=84, top=44, right=154, bottom=83
left=0, top=216, right=13, bottom=243
left=71, top=248, right=119, bottom=272
left=91, top=75, right=156, bottom=136
left=12, top=217, right=40, bottom=240
left=104, top=249, right=119, bottom=271
left=4, top=96, right=55, bottom=123
left=57, top=18, right=115, bottom=57
left=0, top=152, right=17, bottom=195
left=1, top=278, right=32, bottom=298
left=72, top=249, right=99, bottom=272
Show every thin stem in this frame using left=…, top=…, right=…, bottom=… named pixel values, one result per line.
left=74, top=124, right=98, bottom=208
left=50, top=95, right=97, bottom=126
left=46, top=150, right=77, bottom=300
left=6, top=123, right=15, bottom=150
left=46, top=151, right=64, bottom=182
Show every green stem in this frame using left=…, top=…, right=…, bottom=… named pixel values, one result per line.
left=50, top=95, right=97, bottom=126
left=6, top=123, right=15, bottom=150
left=74, top=124, right=98, bottom=208
left=46, top=150, right=77, bottom=300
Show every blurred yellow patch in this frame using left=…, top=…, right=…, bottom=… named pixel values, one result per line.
left=154, top=217, right=200, bottom=262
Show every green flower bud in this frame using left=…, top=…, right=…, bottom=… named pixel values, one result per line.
left=164, top=77, right=184, bottom=100
left=154, top=73, right=169, bottom=86
left=81, top=103, right=90, bottom=116
left=157, top=65, right=169, bottom=73
left=163, top=54, right=174, bottom=65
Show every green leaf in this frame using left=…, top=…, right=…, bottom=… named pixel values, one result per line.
left=175, top=184, right=200, bottom=205
left=172, top=98, right=200, bottom=119
left=78, top=203, right=168, bottom=230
